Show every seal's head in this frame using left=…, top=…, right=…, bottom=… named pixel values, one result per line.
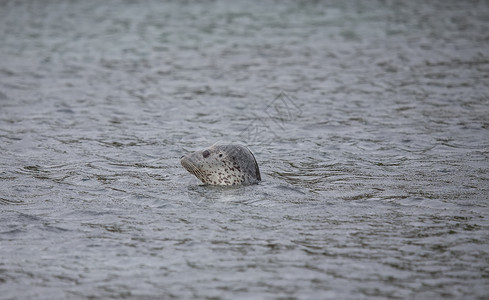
left=180, top=144, right=261, bottom=185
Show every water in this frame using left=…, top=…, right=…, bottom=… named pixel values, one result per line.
left=1, top=0, right=488, bottom=298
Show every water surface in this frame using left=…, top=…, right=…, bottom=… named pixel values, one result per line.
left=1, top=0, right=488, bottom=299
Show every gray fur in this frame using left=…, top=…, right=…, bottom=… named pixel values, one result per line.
left=180, top=144, right=261, bottom=185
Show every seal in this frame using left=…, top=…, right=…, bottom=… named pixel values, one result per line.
left=180, top=143, right=261, bottom=185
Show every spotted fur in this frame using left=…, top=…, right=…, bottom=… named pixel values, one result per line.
left=180, top=144, right=261, bottom=185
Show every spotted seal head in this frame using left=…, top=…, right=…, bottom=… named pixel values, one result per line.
left=180, top=144, right=261, bottom=185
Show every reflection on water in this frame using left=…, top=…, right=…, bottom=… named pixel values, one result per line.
left=1, top=0, right=488, bottom=298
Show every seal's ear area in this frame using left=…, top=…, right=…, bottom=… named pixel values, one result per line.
left=237, top=145, right=260, bottom=182
left=219, top=144, right=240, bottom=158
left=246, top=147, right=261, bottom=181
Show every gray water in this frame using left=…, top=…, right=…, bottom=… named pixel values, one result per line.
left=1, top=0, right=488, bottom=299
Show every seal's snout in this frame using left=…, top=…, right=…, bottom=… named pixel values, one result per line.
left=180, top=156, right=189, bottom=168
left=180, top=156, right=194, bottom=173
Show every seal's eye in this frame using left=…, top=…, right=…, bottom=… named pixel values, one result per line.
left=203, top=150, right=210, bottom=158
left=219, top=153, right=223, bottom=158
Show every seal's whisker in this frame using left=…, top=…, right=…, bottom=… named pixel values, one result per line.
left=182, top=159, right=205, bottom=181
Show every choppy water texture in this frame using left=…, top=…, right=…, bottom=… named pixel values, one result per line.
left=1, top=0, right=489, bottom=299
